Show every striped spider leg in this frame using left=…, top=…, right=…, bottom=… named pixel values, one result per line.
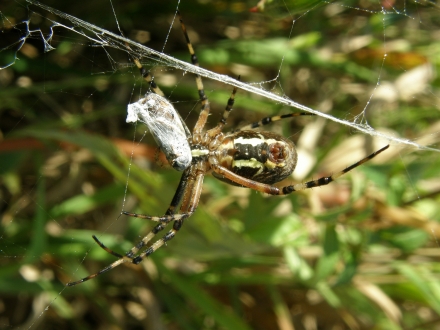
left=125, top=40, right=192, bottom=171
left=67, top=11, right=213, bottom=286
left=66, top=12, right=389, bottom=286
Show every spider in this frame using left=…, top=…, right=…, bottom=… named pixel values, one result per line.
left=67, top=12, right=389, bottom=286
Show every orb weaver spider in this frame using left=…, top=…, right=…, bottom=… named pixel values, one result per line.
left=67, top=12, right=389, bottom=286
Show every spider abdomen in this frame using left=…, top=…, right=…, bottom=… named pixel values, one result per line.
left=212, top=130, right=298, bottom=186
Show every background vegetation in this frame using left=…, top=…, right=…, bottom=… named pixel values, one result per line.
left=1, top=0, right=440, bottom=329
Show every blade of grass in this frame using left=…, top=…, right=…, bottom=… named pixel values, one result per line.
left=156, top=262, right=252, bottom=330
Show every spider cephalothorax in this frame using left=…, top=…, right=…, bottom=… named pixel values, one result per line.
left=67, top=12, right=388, bottom=286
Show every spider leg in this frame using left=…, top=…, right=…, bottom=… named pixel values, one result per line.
left=66, top=169, right=194, bottom=286
left=92, top=235, right=124, bottom=258
left=233, top=113, right=315, bottom=133
left=166, top=168, right=191, bottom=216
left=130, top=57, right=165, bottom=96
left=121, top=168, right=192, bottom=258
left=211, top=145, right=389, bottom=195
left=177, top=11, right=210, bottom=135
left=278, top=145, right=389, bottom=193
left=119, top=213, right=187, bottom=222
left=130, top=167, right=205, bottom=264
left=66, top=256, right=129, bottom=286
left=119, top=166, right=204, bottom=262
left=123, top=40, right=165, bottom=97
left=126, top=44, right=192, bottom=138
left=207, top=83, right=239, bottom=137
left=66, top=236, right=131, bottom=286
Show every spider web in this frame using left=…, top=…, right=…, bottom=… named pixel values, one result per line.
left=3, top=0, right=438, bottom=150
left=1, top=0, right=440, bottom=329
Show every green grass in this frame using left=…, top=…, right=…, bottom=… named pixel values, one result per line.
left=1, top=0, right=440, bottom=329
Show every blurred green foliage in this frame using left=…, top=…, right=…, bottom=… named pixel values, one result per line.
left=1, top=0, right=440, bottom=329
